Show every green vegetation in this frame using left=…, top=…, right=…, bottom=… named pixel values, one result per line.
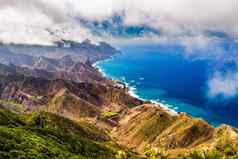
left=145, top=146, right=238, bottom=159
left=0, top=99, right=26, bottom=113
left=177, top=147, right=238, bottom=159
left=101, top=111, right=118, bottom=119
left=137, top=111, right=175, bottom=143
left=48, top=92, right=65, bottom=112
left=145, top=149, right=168, bottom=159
left=127, top=103, right=136, bottom=108
left=0, top=108, right=138, bottom=159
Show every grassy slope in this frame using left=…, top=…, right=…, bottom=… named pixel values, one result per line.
left=113, top=104, right=238, bottom=159
left=0, top=108, right=140, bottom=159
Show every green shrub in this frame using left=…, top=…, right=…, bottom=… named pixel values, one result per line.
left=0, top=109, right=137, bottom=159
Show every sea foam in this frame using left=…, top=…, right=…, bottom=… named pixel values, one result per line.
left=94, top=60, right=178, bottom=116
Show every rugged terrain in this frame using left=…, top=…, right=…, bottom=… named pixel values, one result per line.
left=0, top=41, right=237, bottom=159
left=112, top=104, right=238, bottom=158
left=0, top=40, right=119, bottom=83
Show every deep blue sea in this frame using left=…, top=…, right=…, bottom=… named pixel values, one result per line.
left=95, top=44, right=238, bottom=127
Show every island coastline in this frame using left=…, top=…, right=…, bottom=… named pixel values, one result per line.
left=93, top=54, right=180, bottom=117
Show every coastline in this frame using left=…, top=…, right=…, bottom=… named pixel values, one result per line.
left=93, top=58, right=178, bottom=116
left=92, top=53, right=228, bottom=127
left=94, top=60, right=225, bottom=126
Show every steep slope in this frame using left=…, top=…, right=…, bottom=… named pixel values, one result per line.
left=47, top=88, right=101, bottom=122
left=0, top=42, right=238, bottom=158
left=0, top=40, right=119, bottom=84
left=112, top=104, right=238, bottom=158
left=0, top=107, right=140, bottom=159
left=0, top=66, right=238, bottom=159
left=0, top=51, right=107, bottom=83
left=0, top=70, right=142, bottom=129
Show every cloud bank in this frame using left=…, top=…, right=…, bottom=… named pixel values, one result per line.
left=208, top=71, right=238, bottom=99
left=0, top=0, right=238, bottom=44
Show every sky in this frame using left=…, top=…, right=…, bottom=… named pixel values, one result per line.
left=1, top=0, right=238, bottom=44
left=0, top=0, right=238, bottom=98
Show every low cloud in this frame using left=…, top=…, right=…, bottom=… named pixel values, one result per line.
left=67, top=0, right=238, bottom=38
left=208, top=71, right=238, bottom=99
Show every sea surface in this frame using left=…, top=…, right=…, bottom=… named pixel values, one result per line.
left=95, top=44, right=238, bottom=127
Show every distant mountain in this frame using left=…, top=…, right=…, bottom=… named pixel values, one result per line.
left=0, top=56, right=106, bottom=83
left=0, top=40, right=119, bottom=83
left=1, top=39, right=119, bottom=63
left=0, top=46, right=35, bottom=66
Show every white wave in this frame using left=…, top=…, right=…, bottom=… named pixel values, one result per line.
left=150, top=100, right=178, bottom=116
left=100, top=69, right=107, bottom=77
left=130, top=80, right=135, bottom=83
left=94, top=65, right=107, bottom=77
left=92, top=62, right=99, bottom=67
left=92, top=55, right=115, bottom=67
left=128, top=87, right=140, bottom=99
left=93, top=60, right=178, bottom=116
left=127, top=85, right=149, bottom=101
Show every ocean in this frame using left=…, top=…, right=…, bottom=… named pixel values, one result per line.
left=95, top=44, right=238, bottom=127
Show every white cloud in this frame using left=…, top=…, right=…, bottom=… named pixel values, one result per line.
left=208, top=71, right=238, bottom=98
left=0, top=0, right=97, bottom=45
left=0, top=0, right=238, bottom=45
left=64, top=0, right=238, bottom=36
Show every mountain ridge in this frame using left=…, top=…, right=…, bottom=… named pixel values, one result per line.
left=0, top=42, right=237, bottom=158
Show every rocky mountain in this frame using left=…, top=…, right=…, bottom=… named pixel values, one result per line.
left=0, top=40, right=120, bottom=84
left=0, top=67, right=142, bottom=126
left=0, top=49, right=110, bottom=83
left=0, top=62, right=237, bottom=158
left=0, top=41, right=237, bottom=159
left=112, top=104, right=238, bottom=158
